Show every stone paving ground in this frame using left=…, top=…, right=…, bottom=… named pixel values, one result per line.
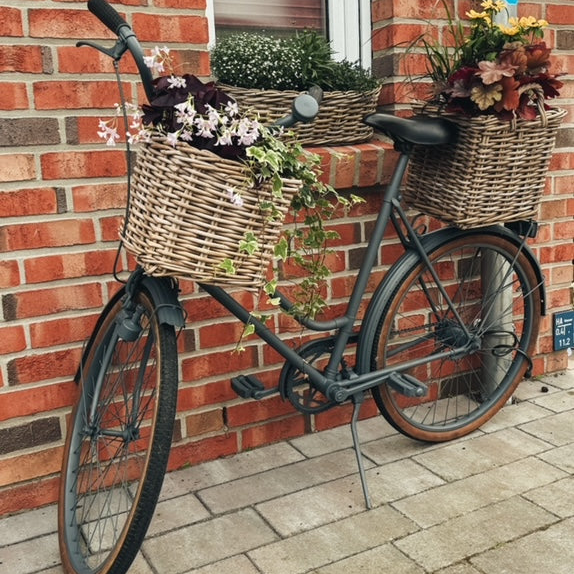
left=1, top=360, right=573, bottom=574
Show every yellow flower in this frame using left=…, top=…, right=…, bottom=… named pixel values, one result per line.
left=481, top=0, right=506, bottom=12
left=498, top=24, right=520, bottom=36
left=466, top=10, right=489, bottom=20
left=519, top=16, right=538, bottom=29
left=470, top=83, right=503, bottom=110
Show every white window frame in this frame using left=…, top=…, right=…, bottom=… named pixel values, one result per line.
left=206, top=0, right=372, bottom=69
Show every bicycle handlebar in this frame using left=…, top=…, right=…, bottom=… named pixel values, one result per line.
left=83, top=0, right=321, bottom=126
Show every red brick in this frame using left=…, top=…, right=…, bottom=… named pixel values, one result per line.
left=100, top=215, right=124, bottom=242
left=0, top=220, right=96, bottom=252
left=0, top=260, right=20, bottom=289
left=167, top=433, right=238, bottom=471
left=41, top=150, right=127, bottom=179
left=226, top=395, right=294, bottom=427
left=29, top=9, right=115, bottom=39
left=57, top=46, right=129, bottom=75
left=30, top=313, right=99, bottom=349
left=178, top=380, right=236, bottom=411
left=181, top=347, right=258, bottom=382
left=0, top=188, right=59, bottom=218
left=547, top=4, right=574, bottom=25
left=554, top=219, right=574, bottom=241
left=0, top=326, right=27, bottom=355
left=72, top=182, right=128, bottom=211
left=154, top=0, right=206, bottom=8
left=241, top=415, right=305, bottom=450
left=199, top=320, right=255, bottom=349
left=25, top=250, right=119, bottom=284
left=3, top=283, right=103, bottom=320
left=182, top=291, right=255, bottom=322
left=186, top=409, right=225, bottom=437
left=8, top=348, right=82, bottom=385
left=0, top=154, right=35, bottom=183
left=391, top=0, right=454, bottom=19
left=0, top=476, right=59, bottom=517
left=0, top=445, right=63, bottom=488
left=0, top=46, right=44, bottom=73
left=132, top=14, right=209, bottom=43
left=539, top=243, right=574, bottom=265
left=34, top=81, right=131, bottom=110
left=0, top=381, right=77, bottom=422
left=0, top=7, right=23, bottom=37
left=1, top=82, right=31, bottom=111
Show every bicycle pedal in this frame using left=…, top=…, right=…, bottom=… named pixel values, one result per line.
left=231, top=374, right=270, bottom=400
left=387, top=372, right=428, bottom=398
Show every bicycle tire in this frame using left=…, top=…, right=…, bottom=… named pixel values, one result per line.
left=359, top=231, right=541, bottom=442
left=58, top=285, right=178, bottom=574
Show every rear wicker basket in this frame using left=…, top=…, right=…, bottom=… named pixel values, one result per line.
left=122, top=138, right=300, bottom=288
left=404, top=104, right=566, bottom=228
left=220, top=84, right=381, bottom=146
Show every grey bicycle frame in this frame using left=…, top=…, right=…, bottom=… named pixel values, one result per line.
left=200, top=152, right=472, bottom=404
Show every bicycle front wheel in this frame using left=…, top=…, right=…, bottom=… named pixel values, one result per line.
left=364, top=231, right=541, bottom=441
left=58, top=285, right=178, bottom=574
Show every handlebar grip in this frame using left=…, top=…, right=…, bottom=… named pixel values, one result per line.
left=88, top=0, right=130, bottom=34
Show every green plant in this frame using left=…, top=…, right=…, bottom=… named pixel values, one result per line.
left=414, top=0, right=562, bottom=119
left=210, top=31, right=379, bottom=92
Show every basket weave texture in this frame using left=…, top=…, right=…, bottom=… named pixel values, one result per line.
left=122, top=138, right=301, bottom=288
left=404, top=104, right=566, bottom=229
left=220, top=84, right=381, bottom=146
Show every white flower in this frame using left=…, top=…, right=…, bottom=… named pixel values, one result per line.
left=167, top=75, right=187, bottom=89
left=166, top=131, right=180, bottom=147
left=227, top=187, right=244, bottom=207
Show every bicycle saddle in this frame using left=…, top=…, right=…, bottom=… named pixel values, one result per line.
left=363, top=112, right=457, bottom=146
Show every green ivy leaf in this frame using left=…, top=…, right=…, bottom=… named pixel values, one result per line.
left=218, top=258, right=236, bottom=275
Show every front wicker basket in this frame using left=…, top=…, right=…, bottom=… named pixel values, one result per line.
left=122, top=138, right=300, bottom=288
left=220, top=84, right=381, bottom=146
left=404, top=104, right=566, bottom=229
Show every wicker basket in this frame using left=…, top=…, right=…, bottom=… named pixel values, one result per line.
left=122, top=138, right=301, bottom=288
left=404, top=102, right=566, bottom=229
left=220, top=84, right=381, bottom=146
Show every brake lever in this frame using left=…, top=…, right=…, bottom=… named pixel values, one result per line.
left=76, top=39, right=129, bottom=61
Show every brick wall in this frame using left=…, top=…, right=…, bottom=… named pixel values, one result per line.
left=0, top=0, right=571, bottom=515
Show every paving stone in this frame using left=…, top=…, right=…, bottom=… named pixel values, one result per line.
left=314, top=543, right=425, bottom=573
left=531, top=388, right=574, bottom=412
left=519, top=411, right=574, bottom=446
left=480, top=400, right=553, bottom=433
left=184, top=554, right=260, bottom=574
left=256, top=458, right=443, bottom=537
left=512, top=378, right=566, bottom=401
left=147, top=493, right=211, bottom=536
left=538, top=442, right=574, bottom=473
left=523, top=476, right=574, bottom=518
left=0, top=534, right=60, bottom=574
left=394, top=497, right=557, bottom=572
left=248, top=505, right=417, bottom=574
left=0, top=505, right=56, bottom=547
left=413, top=427, right=551, bottom=481
left=470, top=516, right=574, bottom=574
left=537, top=370, right=574, bottom=390
left=288, top=417, right=395, bottom=458
left=143, top=508, right=278, bottom=574
left=434, top=563, right=484, bottom=574
left=160, top=442, right=304, bottom=500
left=393, top=457, right=567, bottom=528
left=198, top=448, right=370, bottom=513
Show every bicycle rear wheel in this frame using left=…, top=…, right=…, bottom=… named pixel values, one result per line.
left=362, top=231, right=541, bottom=441
left=58, top=285, right=178, bottom=574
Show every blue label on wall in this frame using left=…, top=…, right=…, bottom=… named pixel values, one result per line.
left=554, top=311, right=574, bottom=350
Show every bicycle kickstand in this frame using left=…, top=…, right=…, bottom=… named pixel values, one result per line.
left=350, top=391, right=373, bottom=509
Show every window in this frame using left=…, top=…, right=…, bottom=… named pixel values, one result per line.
left=208, top=0, right=372, bottom=69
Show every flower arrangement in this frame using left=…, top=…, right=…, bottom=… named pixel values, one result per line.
left=98, top=47, right=360, bottom=321
left=419, top=0, right=562, bottom=119
left=211, top=31, right=379, bottom=93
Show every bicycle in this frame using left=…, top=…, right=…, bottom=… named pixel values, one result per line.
left=58, top=1, right=545, bottom=573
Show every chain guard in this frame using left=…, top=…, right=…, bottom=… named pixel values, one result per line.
left=278, top=337, right=339, bottom=414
